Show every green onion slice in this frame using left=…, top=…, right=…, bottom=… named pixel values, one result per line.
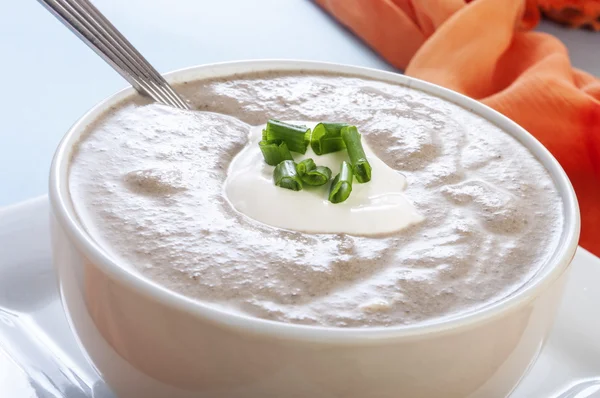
left=329, top=161, right=353, bottom=203
left=341, top=126, right=372, bottom=183
left=296, top=158, right=332, bottom=186
left=296, top=158, right=316, bottom=176
left=273, top=160, right=303, bottom=191
left=305, top=166, right=332, bottom=186
left=310, top=122, right=348, bottom=155
left=264, top=120, right=310, bottom=154
left=259, top=140, right=293, bottom=166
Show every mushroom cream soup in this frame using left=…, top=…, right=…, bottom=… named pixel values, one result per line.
left=68, top=71, right=563, bottom=327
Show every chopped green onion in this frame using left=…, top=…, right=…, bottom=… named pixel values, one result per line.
left=273, top=160, right=303, bottom=191
left=305, top=166, right=332, bottom=186
left=296, top=158, right=332, bottom=186
left=264, top=120, right=310, bottom=154
left=296, top=158, right=316, bottom=176
left=329, top=161, right=353, bottom=203
left=341, top=126, right=372, bottom=183
left=259, top=140, right=293, bottom=166
left=310, top=122, right=348, bottom=155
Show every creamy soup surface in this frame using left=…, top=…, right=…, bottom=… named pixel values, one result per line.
left=69, top=71, right=563, bottom=327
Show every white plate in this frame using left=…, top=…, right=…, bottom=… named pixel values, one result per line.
left=0, top=196, right=599, bottom=398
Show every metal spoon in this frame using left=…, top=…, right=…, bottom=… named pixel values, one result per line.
left=37, top=0, right=190, bottom=110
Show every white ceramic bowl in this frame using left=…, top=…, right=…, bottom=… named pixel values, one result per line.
left=49, top=60, right=580, bottom=398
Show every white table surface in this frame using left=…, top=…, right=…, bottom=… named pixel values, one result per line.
left=1, top=0, right=598, bottom=207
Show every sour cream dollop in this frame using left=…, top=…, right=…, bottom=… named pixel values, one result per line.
left=224, top=122, right=423, bottom=235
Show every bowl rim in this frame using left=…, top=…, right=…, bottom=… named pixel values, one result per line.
left=49, top=59, right=580, bottom=344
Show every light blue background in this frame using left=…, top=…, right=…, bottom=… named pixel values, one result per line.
left=1, top=0, right=598, bottom=207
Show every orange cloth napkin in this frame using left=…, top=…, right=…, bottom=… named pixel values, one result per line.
left=316, top=0, right=600, bottom=256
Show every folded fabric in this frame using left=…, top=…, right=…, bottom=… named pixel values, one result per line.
left=315, top=0, right=600, bottom=255
left=539, top=0, right=600, bottom=31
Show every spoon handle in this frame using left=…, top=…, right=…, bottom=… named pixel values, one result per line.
left=37, top=0, right=190, bottom=110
